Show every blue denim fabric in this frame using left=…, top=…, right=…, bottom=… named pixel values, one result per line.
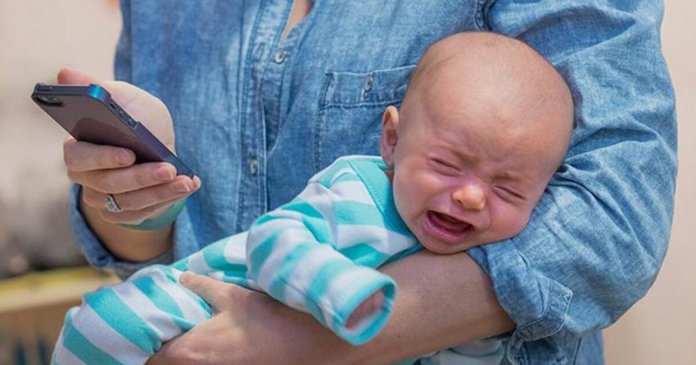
left=70, top=1, right=677, bottom=364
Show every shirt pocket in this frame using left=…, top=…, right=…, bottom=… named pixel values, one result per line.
left=314, top=65, right=416, bottom=171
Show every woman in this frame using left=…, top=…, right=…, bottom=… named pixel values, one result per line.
left=61, top=1, right=676, bottom=363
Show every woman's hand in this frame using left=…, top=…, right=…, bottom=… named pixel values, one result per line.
left=59, top=68, right=200, bottom=226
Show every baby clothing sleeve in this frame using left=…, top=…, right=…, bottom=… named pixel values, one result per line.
left=246, top=156, right=418, bottom=345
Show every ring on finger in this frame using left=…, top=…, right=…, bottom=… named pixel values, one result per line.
left=105, top=193, right=124, bottom=213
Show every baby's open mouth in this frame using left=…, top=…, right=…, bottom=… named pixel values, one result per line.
left=426, top=211, right=474, bottom=238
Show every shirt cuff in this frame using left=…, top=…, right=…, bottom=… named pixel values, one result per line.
left=69, top=184, right=174, bottom=280
left=467, top=239, right=573, bottom=361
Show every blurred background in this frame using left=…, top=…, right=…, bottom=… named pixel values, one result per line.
left=0, top=1, right=693, bottom=364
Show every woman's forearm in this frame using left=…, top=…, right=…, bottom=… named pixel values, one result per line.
left=151, top=250, right=512, bottom=365
left=270, top=249, right=514, bottom=364
left=353, top=250, right=513, bottom=363
left=247, top=249, right=514, bottom=365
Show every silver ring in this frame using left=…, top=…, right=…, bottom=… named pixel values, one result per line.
left=105, top=194, right=123, bottom=213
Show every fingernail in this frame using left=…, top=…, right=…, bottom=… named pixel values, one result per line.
left=154, top=166, right=174, bottom=181
left=180, top=272, right=191, bottom=284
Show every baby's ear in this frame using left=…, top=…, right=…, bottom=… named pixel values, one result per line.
left=380, top=106, right=400, bottom=167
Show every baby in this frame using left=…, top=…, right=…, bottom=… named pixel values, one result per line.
left=52, top=31, right=573, bottom=365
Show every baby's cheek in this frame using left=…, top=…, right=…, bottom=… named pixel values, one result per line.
left=392, top=173, right=425, bottom=224
left=496, top=208, right=530, bottom=241
left=391, top=177, right=409, bottom=212
left=513, top=215, right=531, bottom=237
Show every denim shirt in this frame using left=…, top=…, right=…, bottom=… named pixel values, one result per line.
left=70, top=1, right=677, bottom=364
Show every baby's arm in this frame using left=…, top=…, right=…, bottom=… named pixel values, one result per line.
left=246, top=160, right=415, bottom=345
left=246, top=196, right=396, bottom=345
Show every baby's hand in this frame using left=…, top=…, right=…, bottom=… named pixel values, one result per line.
left=345, top=290, right=385, bottom=329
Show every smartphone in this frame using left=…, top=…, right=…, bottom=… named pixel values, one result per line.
left=31, top=83, right=194, bottom=177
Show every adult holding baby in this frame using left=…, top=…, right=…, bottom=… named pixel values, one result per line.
left=60, top=1, right=676, bottom=364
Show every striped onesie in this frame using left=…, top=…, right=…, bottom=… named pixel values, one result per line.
left=52, top=156, right=502, bottom=365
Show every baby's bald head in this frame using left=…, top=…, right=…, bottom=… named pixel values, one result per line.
left=399, top=31, right=574, bottom=171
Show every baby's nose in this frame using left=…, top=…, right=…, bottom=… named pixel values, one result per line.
left=452, top=184, right=486, bottom=211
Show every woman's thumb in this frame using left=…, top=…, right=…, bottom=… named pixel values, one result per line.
left=180, top=272, right=227, bottom=310
left=57, top=67, right=100, bottom=85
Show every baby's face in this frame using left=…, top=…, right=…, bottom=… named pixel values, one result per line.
left=381, top=81, right=569, bottom=254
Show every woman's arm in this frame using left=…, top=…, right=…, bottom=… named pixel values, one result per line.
left=465, top=1, right=676, bottom=361
left=59, top=68, right=200, bottom=275
left=149, top=250, right=513, bottom=365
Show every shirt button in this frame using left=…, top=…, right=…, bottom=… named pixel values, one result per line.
left=363, top=74, right=373, bottom=92
left=249, top=159, right=259, bottom=176
left=273, top=49, right=287, bottom=64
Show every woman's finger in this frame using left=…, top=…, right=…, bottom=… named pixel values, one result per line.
left=57, top=67, right=101, bottom=85
left=180, top=273, right=240, bottom=312
left=64, top=138, right=135, bottom=172
left=81, top=176, right=197, bottom=212
left=106, top=176, right=198, bottom=210
left=72, top=162, right=180, bottom=194
left=93, top=196, right=177, bottom=225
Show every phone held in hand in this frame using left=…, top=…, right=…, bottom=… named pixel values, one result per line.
left=31, top=83, right=194, bottom=178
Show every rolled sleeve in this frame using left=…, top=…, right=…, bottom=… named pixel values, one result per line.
left=468, top=242, right=572, bottom=348
left=69, top=184, right=174, bottom=279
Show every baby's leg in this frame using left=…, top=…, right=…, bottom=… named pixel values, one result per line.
left=51, top=265, right=211, bottom=365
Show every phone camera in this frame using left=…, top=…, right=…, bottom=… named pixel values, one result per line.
left=34, top=95, right=64, bottom=107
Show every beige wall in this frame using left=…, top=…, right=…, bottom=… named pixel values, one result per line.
left=0, top=0, right=119, bottom=198
left=0, top=0, right=121, bottom=276
left=0, top=1, right=693, bottom=363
